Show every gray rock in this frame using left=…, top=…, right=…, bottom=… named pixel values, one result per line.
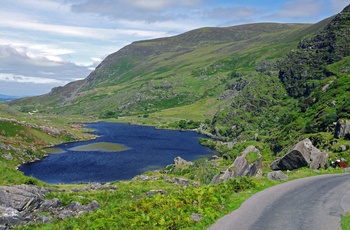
left=309, top=151, right=328, bottom=169
left=339, top=145, right=347, bottom=152
left=233, top=146, right=262, bottom=176
left=85, top=200, right=100, bottom=212
left=192, top=182, right=201, bottom=187
left=132, top=175, right=159, bottom=181
left=0, top=185, right=44, bottom=213
left=227, top=142, right=234, bottom=149
left=173, top=156, right=193, bottom=168
left=174, top=177, right=189, bottom=186
left=191, top=213, right=203, bottom=222
left=334, top=119, right=350, bottom=139
left=270, top=151, right=308, bottom=170
left=267, top=171, right=288, bottom=181
left=39, top=198, right=62, bottom=211
left=57, top=210, right=75, bottom=220
left=0, top=205, right=25, bottom=227
left=270, top=139, right=328, bottom=170
left=35, top=215, right=52, bottom=224
left=0, top=143, right=9, bottom=151
left=66, top=201, right=84, bottom=212
left=1, top=154, right=13, bottom=160
left=64, top=200, right=100, bottom=213
left=0, top=185, right=100, bottom=229
left=211, top=146, right=262, bottom=184
left=145, top=190, right=168, bottom=197
left=39, top=126, right=61, bottom=135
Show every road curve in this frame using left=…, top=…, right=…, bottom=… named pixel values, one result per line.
left=208, top=173, right=350, bottom=230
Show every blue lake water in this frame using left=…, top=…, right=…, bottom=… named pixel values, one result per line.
left=19, top=122, right=214, bottom=184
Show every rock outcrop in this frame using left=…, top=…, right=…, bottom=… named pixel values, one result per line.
left=267, top=171, right=288, bottom=181
left=270, top=139, right=328, bottom=170
left=211, top=146, right=262, bottom=184
left=334, top=119, right=350, bottom=139
left=0, top=185, right=100, bottom=229
left=173, top=156, right=193, bottom=168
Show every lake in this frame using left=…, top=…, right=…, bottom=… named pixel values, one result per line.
left=19, top=122, right=214, bottom=184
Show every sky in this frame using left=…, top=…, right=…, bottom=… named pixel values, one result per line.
left=0, top=0, right=349, bottom=96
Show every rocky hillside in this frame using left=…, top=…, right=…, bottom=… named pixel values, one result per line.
left=278, top=4, right=350, bottom=98
left=209, top=8, right=350, bottom=159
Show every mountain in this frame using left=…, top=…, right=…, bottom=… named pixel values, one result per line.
left=8, top=4, right=350, bottom=154
left=9, top=22, right=321, bottom=116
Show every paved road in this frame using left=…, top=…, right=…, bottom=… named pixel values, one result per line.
left=209, top=173, right=350, bottom=230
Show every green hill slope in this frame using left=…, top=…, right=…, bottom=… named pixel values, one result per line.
left=10, top=23, right=320, bottom=118
left=210, top=5, right=350, bottom=153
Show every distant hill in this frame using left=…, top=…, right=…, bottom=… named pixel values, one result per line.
left=0, top=94, right=21, bottom=102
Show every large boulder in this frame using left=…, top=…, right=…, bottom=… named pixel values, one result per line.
left=211, top=146, right=262, bottom=184
left=270, top=150, right=308, bottom=170
left=309, top=151, right=328, bottom=169
left=334, top=119, right=350, bottom=139
left=0, top=185, right=45, bottom=213
left=0, top=185, right=100, bottom=229
left=270, top=139, right=328, bottom=170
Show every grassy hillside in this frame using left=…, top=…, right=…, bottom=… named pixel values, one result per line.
left=0, top=103, right=94, bottom=185
left=10, top=23, right=316, bottom=118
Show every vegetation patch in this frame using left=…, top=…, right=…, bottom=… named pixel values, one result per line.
left=245, top=151, right=259, bottom=164
left=68, top=142, right=128, bottom=152
left=342, top=213, right=350, bottom=230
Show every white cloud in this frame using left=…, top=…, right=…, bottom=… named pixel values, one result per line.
left=0, top=17, right=169, bottom=41
left=0, top=73, right=66, bottom=84
left=0, top=44, right=92, bottom=85
left=0, top=45, right=65, bottom=67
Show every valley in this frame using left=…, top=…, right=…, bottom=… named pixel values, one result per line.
left=0, top=4, right=350, bottom=230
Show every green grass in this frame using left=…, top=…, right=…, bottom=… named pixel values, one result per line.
left=15, top=165, right=346, bottom=230
left=342, top=213, right=350, bottom=230
left=245, top=152, right=260, bottom=164
left=16, top=177, right=268, bottom=230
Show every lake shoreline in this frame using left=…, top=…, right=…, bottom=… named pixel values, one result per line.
left=19, top=122, right=215, bottom=184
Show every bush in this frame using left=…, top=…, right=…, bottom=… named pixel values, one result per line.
left=178, top=120, right=200, bottom=129
left=99, top=110, right=119, bottom=119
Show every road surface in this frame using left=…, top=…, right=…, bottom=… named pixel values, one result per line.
left=208, top=173, right=350, bottom=230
